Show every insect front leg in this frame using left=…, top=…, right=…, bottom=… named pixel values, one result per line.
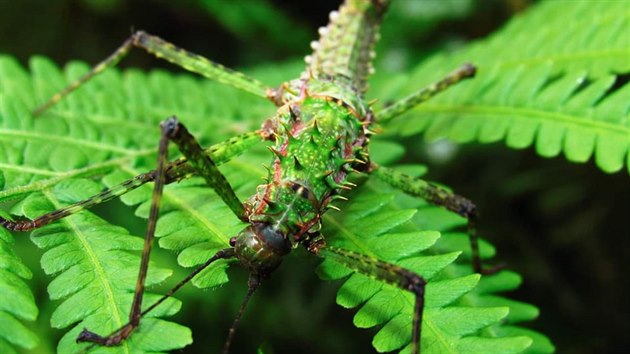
left=77, top=116, right=246, bottom=346
left=308, top=241, right=426, bottom=354
left=160, top=116, right=246, bottom=219
left=370, top=164, right=501, bottom=274
left=34, top=31, right=272, bottom=115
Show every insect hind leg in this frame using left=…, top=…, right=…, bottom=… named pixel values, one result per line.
left=370, top=163, right=502, bottom=275
left=308, top=242, right=426, bottom=354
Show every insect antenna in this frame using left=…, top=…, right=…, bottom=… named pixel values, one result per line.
left=222, top=274, right=262, bottom=354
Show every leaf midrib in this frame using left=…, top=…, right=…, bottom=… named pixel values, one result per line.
left=410, top=103, right=629, bottom=136
left=490, top=49, right=629, bottom=70
left=0, top=149, right=154, bottom=200
left=0, top=128, right=139, bottom=154
left=43, top=189, right=130, bottom=354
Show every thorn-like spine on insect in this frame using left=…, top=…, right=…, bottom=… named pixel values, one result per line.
left=262, top=197, right=279, bottom=211
left=343, top=164, right=362, bottom=174
left=312, top=119, right=321, bottom=134
left=331, top=195, right=349, bottom=202
left=293, top=156, right=303, bottom=170
left=321, top=170, right=335, bottom=179
left=325, top=176, right=353, bottom=191
left=267, top=146, right=284, bottom=158
left=326, top=204, right=341, bottom=212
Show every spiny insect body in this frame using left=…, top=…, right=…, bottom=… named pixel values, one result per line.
left=1, top=1, right=483, bottom=353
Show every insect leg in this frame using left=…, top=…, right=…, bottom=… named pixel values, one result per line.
left=77, top=116, right=245, bottom=346
left=222, top=274, right=261, bottom=354
left=77, top=247, right=236, bottom=347
left=74, top=115, right=179, bottom=346
left=308, top=242, right=426, bottom=354
left=160, top=116, right=246, bottom=219
left=376, top=63, right=477, bottom=123
left=75, top=115, right=177, bottom=346
left=0, top=130, right=261, bottom=232
left=1, top=171, right=153, bottom=232
left=370, top=164, right=501, bottom=274
left=34, top=31, right=272, bottom=115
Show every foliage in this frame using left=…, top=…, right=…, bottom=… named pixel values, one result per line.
left=374, top=0, right=629, bottom=174
left=0, top=0, right=627, bottom=353
left=0, top=53, right=549, bottom=353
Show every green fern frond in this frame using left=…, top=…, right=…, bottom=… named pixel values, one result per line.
left=0, top=227, right=39, bottom=353
left=0, top=40, right=551, bottom=354
left=377, top=0, right=630, bottom=174
left=18, top=181, right=191, bottom=353
left=319, top=167, right=552, bottom=354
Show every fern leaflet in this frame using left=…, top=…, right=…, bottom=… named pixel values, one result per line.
left=375, top=0, right=630, bottom=174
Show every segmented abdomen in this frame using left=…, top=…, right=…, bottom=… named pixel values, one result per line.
left=305, top=0, right=388, bottom=94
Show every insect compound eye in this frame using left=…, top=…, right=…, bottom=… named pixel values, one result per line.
left=255, top=222, right=291, bottom=256
left=229, top=237, right=237, bottom=247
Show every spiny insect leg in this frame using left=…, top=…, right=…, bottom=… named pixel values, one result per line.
left=77, top=114, right=179, bottom=346
left=34, top=30, right=271, bottom=115
left=0, top=172, right=152, bottom=232
left=0, top=130, right=261, bottom=232
left=76, top=116, right=244, bottom=346
left=377, top=63, right=477, bottom=123
left=78, top=247, right=236, bottom=348
left=162, top=116, right=246, bottom=219
left=371, top=164, right=500, bottom=274
left=310, top=243, right=426, bottom=354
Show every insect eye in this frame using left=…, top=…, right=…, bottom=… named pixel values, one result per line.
left=229, top=237, right=237, bottom=247
left=255, top=223, right=291, bottom=255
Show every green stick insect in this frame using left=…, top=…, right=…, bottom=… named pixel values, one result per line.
left=1, top=1, right=496, bottom=353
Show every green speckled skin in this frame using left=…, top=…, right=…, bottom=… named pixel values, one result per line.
left=247, top=92, right=371, bottom=242
left=241, top=0, right=388, bottom=248
left=305, top=0, right=387, bottom=94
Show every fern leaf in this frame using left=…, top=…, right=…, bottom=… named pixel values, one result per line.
left=377, top=0, right=630, bottom=174
left=318, top=168, right=551, bottom=354
left=13, top=180, right=192, bottom=353
left=0, top=50, right=552, bottom=353
left=0, top=227, right=39, bottom=353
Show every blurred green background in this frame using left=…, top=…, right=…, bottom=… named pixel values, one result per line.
left=1, top=0, right=628, bottom=353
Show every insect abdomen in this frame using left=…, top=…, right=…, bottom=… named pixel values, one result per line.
left=305, top=0, right=388, bottom=93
